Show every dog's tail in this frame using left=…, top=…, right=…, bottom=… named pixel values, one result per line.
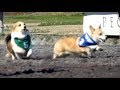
left=5, top=34, right=11, bottom=44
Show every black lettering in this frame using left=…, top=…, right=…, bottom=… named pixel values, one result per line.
left=103, top=17, right=106, bottom=27
left=110, top=17, right=113, bottom=28
left=117, top=17, right=120, bottom=27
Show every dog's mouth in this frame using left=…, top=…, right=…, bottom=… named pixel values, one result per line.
left=22, top=26, right=27, bottom=31
left=22, top=28, right=28, bottom=31
left=99, top=38, right=106, bottom=42
left=23, top=28, right=28, bottom=31
left=21, top=29, right=28, bottom=34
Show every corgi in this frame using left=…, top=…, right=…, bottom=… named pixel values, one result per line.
left=53, top=25, right=107, bottom=59
left=5, top=22, right=32, bottom=60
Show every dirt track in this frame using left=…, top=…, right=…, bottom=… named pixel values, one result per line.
left=1, top=44, right=120, bottom=78
left=1, top=25, right=120, bottom=78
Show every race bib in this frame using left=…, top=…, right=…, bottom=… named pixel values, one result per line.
left=79, top=33, right=97, bottom=47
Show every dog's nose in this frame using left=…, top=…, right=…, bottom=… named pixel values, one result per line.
left=24, top=26, right=26, bottom=29
left=103, top=40, right=106, bottom=42
left=105, top=36, right=108, bottom=40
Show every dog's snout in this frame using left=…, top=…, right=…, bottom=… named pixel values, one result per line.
left=103, top=36, right=107, bottom=42
left=24, top=26, right=26, bottom=29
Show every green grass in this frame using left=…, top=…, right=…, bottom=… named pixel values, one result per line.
left=0, top=33, right=5, bottom=40
left=4, top=14, right=83, bottom=26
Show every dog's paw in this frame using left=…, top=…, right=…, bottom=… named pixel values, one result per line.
left=96, top=47, right=103, bottom=51
left=98, top=48, right=103, bottom=51
left=5, top=53, right=11, bottom=58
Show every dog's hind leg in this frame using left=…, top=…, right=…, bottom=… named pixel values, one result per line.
left=53, top=54, right=57, bottom=59
left=6, top=51, right=16, bottom=60
left=53, top=52, right=65, bottom=59
left=6, top=50, right=11, bottom=58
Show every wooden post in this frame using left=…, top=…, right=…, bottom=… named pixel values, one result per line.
left=0, top=12, right=3, bottom=33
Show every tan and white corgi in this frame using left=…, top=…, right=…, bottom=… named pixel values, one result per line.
left=53, top=25, right=107, bottom=59
left=5, top=22, right=32, bottom=60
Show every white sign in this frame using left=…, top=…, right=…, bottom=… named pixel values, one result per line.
left=83, top=12, right=120, bottom=36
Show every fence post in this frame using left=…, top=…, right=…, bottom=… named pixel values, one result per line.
left=0, top=12, right=3, bottom=33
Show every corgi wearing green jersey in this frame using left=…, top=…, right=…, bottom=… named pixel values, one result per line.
left=5, top=22, right=32, bottom=60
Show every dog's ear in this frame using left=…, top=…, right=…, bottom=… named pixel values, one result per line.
left=89, top=25, right=95, bottom=34
left=12, top=24, right=16, bottom=31
left=99, top=24, right=101, bottom=29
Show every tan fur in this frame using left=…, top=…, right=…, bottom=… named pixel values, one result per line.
left=6, top=40, right=13, bottom=57
left=5, top=22, right=32, bottom=60
left=12, top=22, right=26, bottom=32
left=4, top=34, right=15, bottom=59
left=90, top=25, right=104, bottom=40
left=53, top=25, right=106, bottom=59
left=53, top=37, right=91, bottom=59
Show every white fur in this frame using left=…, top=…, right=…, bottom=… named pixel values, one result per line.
left=10, top=22, right=32, bottom=60
left=11, top=31, right=30, bottom=53
left=88, top=45, right=100, bottom=50
left=27, top=48, right=32, bottom=57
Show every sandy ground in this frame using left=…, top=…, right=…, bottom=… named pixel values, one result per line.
left=1, top=44, right=120, bottom=78
left=4, top=24, right=83, bottom=35
left=1, top=25, right=120, bottom=78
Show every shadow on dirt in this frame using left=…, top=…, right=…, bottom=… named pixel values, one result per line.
left=0, top=67, right=66, bottom=77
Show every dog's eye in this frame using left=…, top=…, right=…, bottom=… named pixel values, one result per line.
left=100, top=33, right=102, bottom=35
left=19, top=24, right=21, bottom=26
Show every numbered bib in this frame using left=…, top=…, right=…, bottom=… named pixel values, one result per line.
left=79, top=33, right=97, bottom=47
left=14, top=35, right=31, bottom=50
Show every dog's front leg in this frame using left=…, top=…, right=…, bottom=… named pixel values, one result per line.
left=15, top=53, right=21, bottom=60
left=88, top=45, right=103, bottom=51
left=27, top=49, right=32, bottom=58
left=95, top=45, right=103, bottom=51
left=11, top=54, right=16, bottom=60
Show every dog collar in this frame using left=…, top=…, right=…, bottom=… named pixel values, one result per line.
left=78, top=33, right=97, bottom=47
left=14, top=35, right=31, bottom=50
